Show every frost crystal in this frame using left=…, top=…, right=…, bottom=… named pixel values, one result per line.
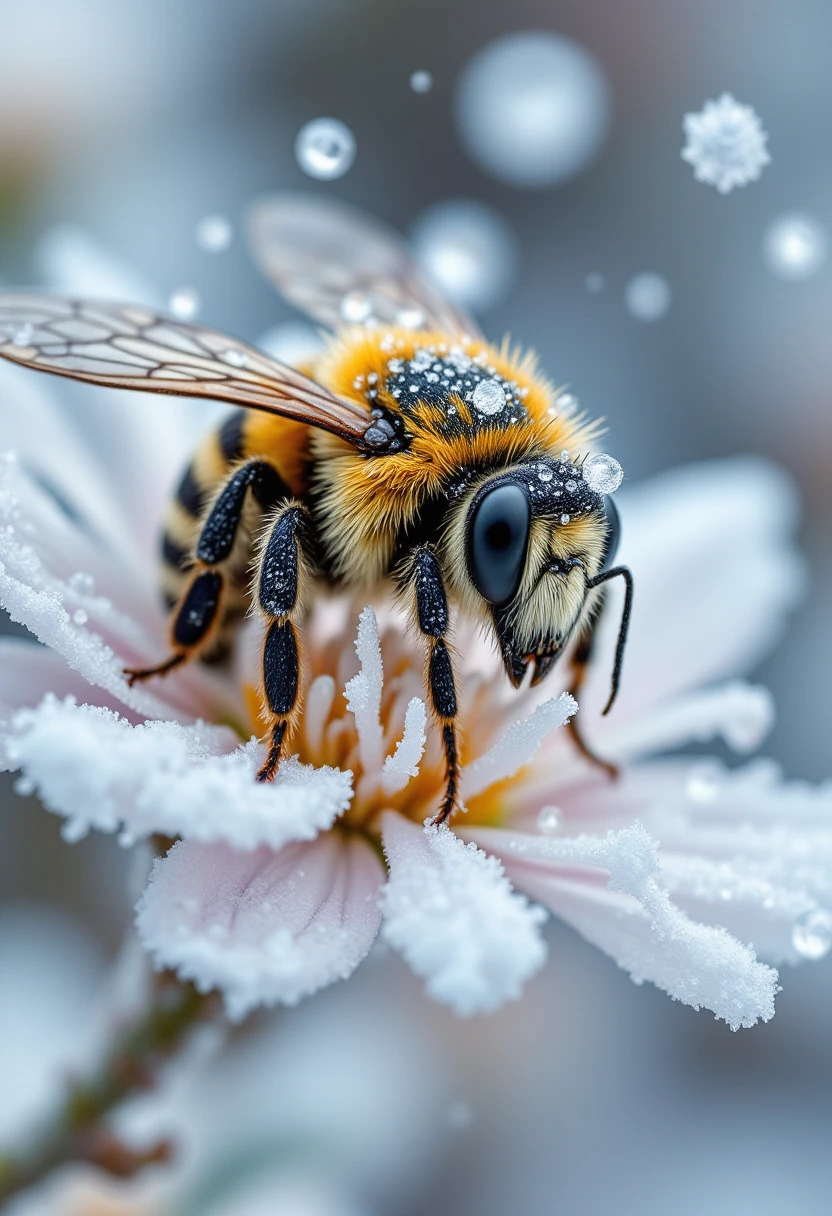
left=381, top=815, right=547, bottom=1015
left=137, top=834, right=384, bottom=1019
left=3, top=698, right=352, bottom=849
left=681, top=93, right=770, bottom=194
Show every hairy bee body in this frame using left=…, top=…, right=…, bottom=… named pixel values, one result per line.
left=0, top=193, right=632, bottom=823
left=161, top=328, right=605, bottom=665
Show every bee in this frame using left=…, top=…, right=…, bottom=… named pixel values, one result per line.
left=0, top=193, right=632, bottom=823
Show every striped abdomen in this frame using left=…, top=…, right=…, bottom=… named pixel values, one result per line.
left=159, top=408, right=310, bottom=660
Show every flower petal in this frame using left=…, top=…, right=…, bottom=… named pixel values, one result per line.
left=582, top=458, right=804, bottom=721
left=468, top=822, right=778, bottom=1029
left=0, top=454, right=229, bottom=721
left=136, top=833, right=384, bottom=1020
left=461, top=692, right=576, bottom=802
left=3, top=697, right=353, bottom=849
left=344, top=606, right=385, bottom=773
left=380, top=813, right=548, bottom=1016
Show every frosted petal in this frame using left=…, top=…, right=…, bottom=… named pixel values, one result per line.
left=382, top=696, right=427, bottom=793
left=469, top=822, right=778, bottom=1029
left=344, top=606, right=385, bottom=773
left=581, top=458, right=803, bottom=722
left=3, top=697, right=352, bottom=849
left=136, top=834, right=384, bottom=1019
left=381, top=813, right=547, bottom=1016
left=461, top=693, right=576, bottom=800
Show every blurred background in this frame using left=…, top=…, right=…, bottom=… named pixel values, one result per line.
left=1, top=1, right=832, bottom=1213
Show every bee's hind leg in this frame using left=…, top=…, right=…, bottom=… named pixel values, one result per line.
left=253, top=502, right=317, bottom=783
left=126, top=460, right=290, bottom=688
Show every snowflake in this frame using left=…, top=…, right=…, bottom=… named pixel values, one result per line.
left=681, top=93, right=770, bottom=194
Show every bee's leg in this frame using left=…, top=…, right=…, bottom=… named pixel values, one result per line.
left=125, top=460, right=288, bottom=686
left=401, top=546, right=460, bottom=825
left=567, top=590, right=619, bottom=779
left=253, top=502, right=317, bottom=783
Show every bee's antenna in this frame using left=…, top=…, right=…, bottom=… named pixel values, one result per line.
left=585, top=565, right=634, bottom=714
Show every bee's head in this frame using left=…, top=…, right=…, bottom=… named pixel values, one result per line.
left=458, top=457, right=621, bottom=687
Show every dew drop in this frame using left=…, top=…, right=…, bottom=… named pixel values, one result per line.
left=792, top=909, right=832, bottom=960
left=410, top=70, right=434, bottom=93
left=11, top=324, right=34, bottom=347
left=223, top=348, right=247, bottom=368
left=537, top=465, right=553, bottom=483
left=168, top=287, right=201, bottom=321
left=583, top=452, right=623, bottom=494
left=471, top=377, right=506, bottom=415
left=560, top=513, right=571, bottom=525
left=341, top=291, right=373, bottom=324
left=565, top=478, right=577, bottom=492
left=73, top=608, right=88, bottom=625
left=537, top=805, right=562, bottom=834
left=295, top=117, right=356, bottom=180
left=195, top=213, right=233, bottom=253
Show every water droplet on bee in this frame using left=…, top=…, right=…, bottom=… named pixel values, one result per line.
left=583, top=452, right=623, bottom=494
left=471, top=377, right=505, bottom=415
left=223, top=349, right=247, bottom=368
left=560, top=513, right=571, bottom=525
left=537, top=467, right=553, bottom=483
left=295, top=117, right=356, bottom=180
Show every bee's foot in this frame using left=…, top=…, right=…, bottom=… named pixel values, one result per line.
left=256, top=721, right=287, bottom=783
left=567, top=716, right=619, bottom=780
left=124, top=653, right=185, bottom=687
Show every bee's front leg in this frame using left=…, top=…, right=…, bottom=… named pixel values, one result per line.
left=253, top=502, right=317, bottom=782
left=567, top=590, right=618, bottom=779
left=399, top=546, right=460, bottom=825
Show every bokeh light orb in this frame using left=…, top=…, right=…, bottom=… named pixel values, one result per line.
left=410, top=199, right=518, bottom=312
left=764, top=214, right=827, bottom=281
left=625, top=273, right=672, bottom=322
left=454, top=31, right=610, bottom=188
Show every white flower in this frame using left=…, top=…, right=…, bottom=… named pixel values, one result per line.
left=1, top=247, right=827, bottom=1032
left=682, top=92, right=770, bottom=194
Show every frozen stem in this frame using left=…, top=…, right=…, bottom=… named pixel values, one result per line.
left=0, top=971, right=217, bottom=1204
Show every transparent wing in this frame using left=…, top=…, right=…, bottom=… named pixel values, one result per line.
left=246, top=192, right=483, bottom=338
left=0, top=295, right=372, bottom=444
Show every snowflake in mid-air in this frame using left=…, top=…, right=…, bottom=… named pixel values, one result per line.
left=681, top=92, right=770, bottom=194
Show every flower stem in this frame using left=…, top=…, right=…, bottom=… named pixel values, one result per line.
left=0, top=972, right=217, bottom=1205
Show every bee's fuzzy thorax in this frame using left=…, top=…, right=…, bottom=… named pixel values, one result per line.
left=307, top=327, right=606, bottom=587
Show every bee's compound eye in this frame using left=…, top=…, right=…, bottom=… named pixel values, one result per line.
left=468, top=482, right=531, bottom=605
left=601, top=494, right=621, bottom=570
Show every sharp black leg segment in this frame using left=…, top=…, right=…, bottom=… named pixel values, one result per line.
left=128, top=459, right=289, bottom=686
left=403, top=546, right=460, bottom=825
left=254, top=503, right=316, bottom=782
left=567, top=587, right=620, bottom=780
